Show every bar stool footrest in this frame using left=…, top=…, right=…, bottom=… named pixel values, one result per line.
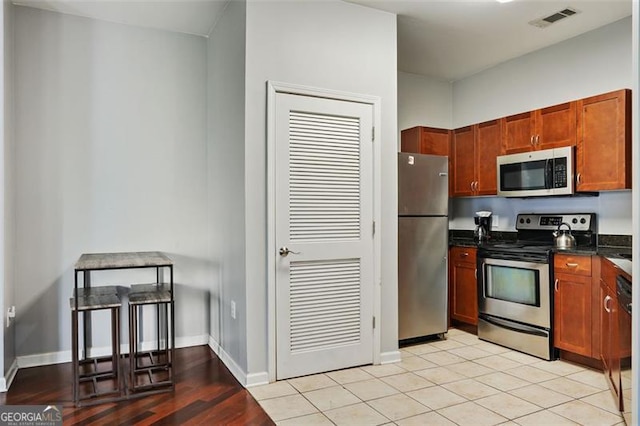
left=130, top=366, right=173, bottom=392
left=77, top=375, right=122, bottom=401
left=78, top=355, right=119, bottom=378
left=133, top=350, right=170, bottom=371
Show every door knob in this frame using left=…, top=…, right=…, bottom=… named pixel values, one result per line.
left=279, top=247, right=301, bottom=257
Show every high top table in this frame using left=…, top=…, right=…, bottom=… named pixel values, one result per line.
left=73, top=251, right=174, bottom=403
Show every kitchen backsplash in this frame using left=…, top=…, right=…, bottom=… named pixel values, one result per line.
left=598, top=234, right=632, bottom=247
left=449, top=191, right=632, bottom=236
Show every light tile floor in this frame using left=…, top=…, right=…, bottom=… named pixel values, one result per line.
left=250, top=328, right=626, bottom=426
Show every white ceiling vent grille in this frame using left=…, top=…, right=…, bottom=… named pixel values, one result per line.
left=529, top=7, right=581, bottom=29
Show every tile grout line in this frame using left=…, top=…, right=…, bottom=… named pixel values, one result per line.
left=257, top=327, right=623, bottom=426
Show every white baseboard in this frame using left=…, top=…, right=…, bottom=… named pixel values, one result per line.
left=207, top=336, right=268, bottom=387
left=380, top=350, right=402, bottom=364
left=16, top=334, right=210, bottom=369
left=245, top=372, right=269, bottom=388
left=208, top=336, right=247, bottom=386
left=0, top=359, right=19, bottom=392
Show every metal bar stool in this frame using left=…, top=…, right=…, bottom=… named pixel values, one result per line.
left=70, top=286, right=122, bottom=406
left=128, top=282, right=174, bottom=393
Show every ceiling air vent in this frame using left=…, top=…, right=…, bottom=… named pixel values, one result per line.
left=529, top=7, right=580, bottom=29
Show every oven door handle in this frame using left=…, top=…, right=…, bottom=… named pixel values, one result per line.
left=480, top=314, right=549, bottom=338
left=479, top=252, right=548, bottom=263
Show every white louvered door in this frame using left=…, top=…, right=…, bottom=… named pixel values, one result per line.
left=275, top=93, right=374, bottom=380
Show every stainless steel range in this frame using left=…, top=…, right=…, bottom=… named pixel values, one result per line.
left=477, top=213, right=597, bottom=360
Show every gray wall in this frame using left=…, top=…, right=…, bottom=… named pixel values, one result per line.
left=3, top=0, right=15, bottom=378
left=13, top=6, right=210, bottom=357
left=398, top=71, right=452, bottom=131
left=206, top=0, right=248, bottom=372
left=243, top=0, right=398, bottom=375
left=399, top=17, right=633, bottom=235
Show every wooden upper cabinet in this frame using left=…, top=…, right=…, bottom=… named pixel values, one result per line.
left=475, top=119, right=503, bottom=195
left=401, top=126, right=450, bottom=156
left=451, top=126, right=476, bottom=197
left=450, top=121, right=502, bottom=197
left=576, top=89, right=631, bottom=191
left=503, top=103, right=576, bottom=154
left=536, top=102, right=577, bottom=150
left=503, top=112, right=535, bottom=154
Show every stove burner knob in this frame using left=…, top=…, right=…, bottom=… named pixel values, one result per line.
left=572, top=218, right=578, bottom=224
left=519, top=218, right=524, bottom=224
left=526, top=218, right=531, bottom=224
left=580, top=218, right=586, bottom=224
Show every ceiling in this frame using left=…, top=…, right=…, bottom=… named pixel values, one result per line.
left=12, top=0, right=229, bottom=36
left=348, top=0, right=632, bottom=81
left=13, top=0, right=633, bottom=82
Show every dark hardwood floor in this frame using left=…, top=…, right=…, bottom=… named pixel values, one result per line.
left=0, top=346, right=275, bottom=425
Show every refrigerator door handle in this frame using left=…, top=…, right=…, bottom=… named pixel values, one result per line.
left=438, top=172, right=448, bottom=177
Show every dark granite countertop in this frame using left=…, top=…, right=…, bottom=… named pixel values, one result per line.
left=449, top=230, right=631, bottom=263
left=597, top=246, right=632, bottom=259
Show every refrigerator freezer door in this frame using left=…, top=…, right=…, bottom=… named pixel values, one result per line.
left=398, top=153, right=448, bottom=216
left=398, top=216, right=448, bottom=340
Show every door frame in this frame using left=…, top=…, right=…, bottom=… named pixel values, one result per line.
left=266, top=81, right=382, bottom=382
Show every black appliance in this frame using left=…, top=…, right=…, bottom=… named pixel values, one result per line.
left=474, top=214, right=492, bottom=242
left=477, top=213, right=596, bottom=360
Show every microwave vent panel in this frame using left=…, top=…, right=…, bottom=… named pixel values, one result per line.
left=529, top=7, right=581, bottom=29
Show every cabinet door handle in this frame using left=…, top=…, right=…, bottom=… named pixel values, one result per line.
left=566, top=262, right=579, bottom=268
left=470, top=181, right=474, bottom=191
left=535, top=135, right=540, bottom=145
left=475, top=268, right=477, bottom=279
left=461, top=252, right=469, bottom=257
left=530, top=135, right=534, bottom=146
left=604, top=295, right=612, bottom=313
left=576, top=173, right=582, bottom=184
left=554, top=279, right=559, bottom=292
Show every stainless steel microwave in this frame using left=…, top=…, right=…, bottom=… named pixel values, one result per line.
left=497, top=146, right=574, bottom=197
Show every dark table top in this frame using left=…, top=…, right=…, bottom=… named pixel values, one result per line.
left=75, top=251, right=173, bottom=271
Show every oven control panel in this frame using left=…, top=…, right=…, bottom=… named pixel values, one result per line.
left=516, top=213, right=594, bottom=231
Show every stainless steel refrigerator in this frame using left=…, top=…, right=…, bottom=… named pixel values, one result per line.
left=398, top=152, right=449, bottom=340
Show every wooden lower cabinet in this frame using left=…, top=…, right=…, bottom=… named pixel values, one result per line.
left=449, top=246, right=478, bottom=325
left=598, top=257, right=632, bottom=412
left=554, top=272, right=592, bottom=356
left=600, top=275, right=620, bottom=403
left=553, top=254, right=593, bottom=357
